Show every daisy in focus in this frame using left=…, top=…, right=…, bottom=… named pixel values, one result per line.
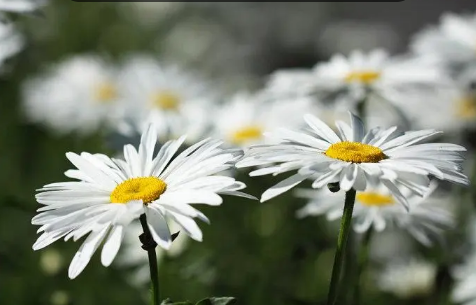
left=264, top=49, right=447, bottom=113
left=212, top=92, right=314, bottom=148
left=116, top=55, right=217, bottom=144
left=412, top=11, right=476, bottom=68
left=32, top=125, right=254, bottom=279
left=0, top=21, right=23, bottom=69
left=236, top=112, right=468, bottom=207
left=296, top=181, right=454, bottom=246
left=22, top=55, right=125, bottom=135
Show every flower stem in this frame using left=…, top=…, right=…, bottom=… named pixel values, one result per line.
left=352, top=229, right=373, bottom=305
left=327, top=189, right=357, bottom=305
left=139, top=214, right=161, bottom=305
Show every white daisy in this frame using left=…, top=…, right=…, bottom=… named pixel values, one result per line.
left=236, top=112, right=468, bottom=208
left=411, top=11, right=476, bottom=68
left=211, top=92, right=313, bottom=148
left=0, top=21, right=23, bottom=69
left=264, top=49, right=448, bottom=112
left=116, top=54, right=217, bottom=144
left=296, top=181, right=454, bottom=246
left=22, top=55, right=126, bottom=135
left=399, top=64, right=476, bottom=133
left=377, top=258, right=437, bottom=299
left=32, top=125, right=254, bottom=279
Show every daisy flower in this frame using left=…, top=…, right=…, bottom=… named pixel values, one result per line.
left=211, top=92, right=313, bottom=148
left=116, top=54, right=217, bottom=144
left=22, top=55, right=125, bottom=135
left=0, top=21, right=23, bottom=69
left=404, top=65, right=476, bottom=133
left=377, top=258, right=437, bottom=299
left=264, top=49, right=447, bottom=112
left=296, top=181, right=454, bottom=246
left=411, top=11, right=476, bottom=68
left=32, top=125, right=254, bottom=279
left=236, top=112, right=468, bottom=208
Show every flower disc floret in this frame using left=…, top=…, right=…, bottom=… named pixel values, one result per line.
left=231, top=126, right=263, bottom=144
left=110, top=177, right=167, bottom=204
left=357, top=192, right=395, bottom=207
left=325, top=141, right=386, bottom=163
left=344, top=71, right=381, bottom=84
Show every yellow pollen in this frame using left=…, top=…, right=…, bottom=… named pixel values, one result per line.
left=110, top=177, right=167, bottom=205
left=94, top=82, right=118, bottom=103
left=357, top=192, right=395, bottom=207
left=456, top=96, right=476, bottom=119
left=230, top=126, right=263, bottom=144
left=344, top=71, right=381, bottom=84
left=325, top=141, right=386, bottom=163
left=151, top=91, right=180, bottom=110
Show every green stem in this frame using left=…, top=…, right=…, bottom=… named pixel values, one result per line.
left=139, top=214, right=161, bottom=305
left=352, top=229, right=373, bottom=305
left=327, top=189, right=357, bottom=305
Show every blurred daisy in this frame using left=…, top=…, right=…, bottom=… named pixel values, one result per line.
left=452, top=251, right=476, bottom=305
left=236, top=112, right=468, bottom=206
left=400, top=65, right=476, bottom=133
left=116, top=220, right=188, bottom=286
left=22, top=55, right=125, bottom=135
left=116, top=55, right=216, bottom=144
left=0, top=21, right=23, bottom=69
left=412, top=12, right=476, bottom=68
left=32, top=125, right=254, bottom=279
left=296, top=181, right=454, bottom=246
left=264, top=49, right=447, bottom=112
left=0, top=0, right=46, bottom=14
left=212, top=92, right=313, bottom=148
left=378, top=258, right=437, bottom=299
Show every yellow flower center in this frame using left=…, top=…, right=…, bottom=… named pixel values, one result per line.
left=94, top=82, right=118, bottom=103
left=456, top=96, right=476, bottom=119
left=151, top=91, right=180, bottom=110
left=110, top=177, right=167, bottom=204
left=357, top=192, right=395, bottom=207
left=344, top=71, right=381, bottom=85
left=325, top=141, right=386, bottom=163
left=230, top=126, right=263, bottom=144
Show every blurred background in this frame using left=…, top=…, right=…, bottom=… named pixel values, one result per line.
left=1, top=1, right=476, bottom=305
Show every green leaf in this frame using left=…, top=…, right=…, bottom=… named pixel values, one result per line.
left=195, top=297, right=236, bottom=305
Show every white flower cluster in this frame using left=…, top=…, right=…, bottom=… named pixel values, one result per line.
left=22, top=9, right=476, bottom=302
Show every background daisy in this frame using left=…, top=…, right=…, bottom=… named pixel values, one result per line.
left=297, top=181, right=454, bottom=246
left=21, top=54, right=125, bottom=135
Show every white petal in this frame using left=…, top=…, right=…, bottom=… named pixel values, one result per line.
left=68, top=226, right=109, bottom=279
left=65, top=153, right=116, bottom=190
left=304, top=113, right=341, bottom=143
left=167, top=211, right=203, bottom=241
left=101, top=225, right=124, bottom=267
left=349, top=112, right=365, bottom=142
left=157, top=190, right=223, bottom=206
left=145, top=208, right=171, bottom=249
left=261, top=172, right=311, bottom=202
left=339, top=164, right=357, bottom=191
